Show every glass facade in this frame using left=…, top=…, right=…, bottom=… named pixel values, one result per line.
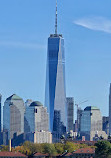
left=0, top=94, right=1, bottom=132
left=109, top=84, right=111, bottom=135
left=80, top=106, right=102, bottom=132
left=80, top=111, right=91, bottom=132
left=80, top=106, right=104, bottom=141
left=3, top=94, right=25, bottom=139
left=66, top=97, right=74, bottom=132
left=45, top=34, right=66, bottom=139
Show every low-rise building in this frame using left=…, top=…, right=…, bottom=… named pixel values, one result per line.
left=59, top=148, right=95, bottom=158
left=72, top=148, right=95, bottom=158
left=33, top=153, right=48, bottom=158
left=0, top=152, right=27, bottom=158
left=26, top=131, right=52, bottom=144
left=35, top=131, right=52, bottom=143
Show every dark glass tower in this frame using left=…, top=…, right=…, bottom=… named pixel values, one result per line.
left=45, top=1, right=66, bottom=141
left=66, top=97, right=74, bottom=132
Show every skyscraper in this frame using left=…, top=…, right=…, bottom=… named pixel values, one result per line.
left=0, top=94, right=2, bottom=132
left=66, top=97, right=74, bottom=132
left=102, top=116, right=109, bottom=135
left=80, top=106, right=107, bottom=140
left=3, top=94, right=25, bottom=139
left=24, top=101, right=49, bottom=133
left=45, top=1, right=66, bottom=141
left=77, top=107, right=83, bottom=133
left=25, top=99, right=33, bottom=107
left=109, top=83, right=111, bottom=135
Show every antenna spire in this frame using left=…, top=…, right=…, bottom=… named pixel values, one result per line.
left=55, top=0, right=57, bottom=34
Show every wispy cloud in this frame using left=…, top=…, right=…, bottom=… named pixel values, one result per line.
left=0, top=41, right=46, bottom=50
left=74, top=16, right=111, bottom=33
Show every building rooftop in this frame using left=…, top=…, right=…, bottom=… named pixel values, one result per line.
left=6, top=94, right=23, bottom=101
left=58, top=148, right=95, bottom=157
left=73, top=148, right=95, bottom=154
left=33, top=152, right=48, bottom=156
left=84, top=106, right=99, bottom=111
left=50, top=34, right=63, bottom=38
left=0, top=151, right=27, bottom=157
left=30, top=101, right=43, bottom=107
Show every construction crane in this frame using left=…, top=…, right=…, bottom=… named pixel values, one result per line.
left=75, top=100, right=88, bottom=133
left=75, top=100, right=88, bottom=111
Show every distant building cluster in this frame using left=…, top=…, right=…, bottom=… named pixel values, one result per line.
left=0, top=94, right=52, bottom=146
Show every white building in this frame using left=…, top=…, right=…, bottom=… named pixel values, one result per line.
left=35, top=131, right=52, bottom=143
left=25, top=131, right=52, bottom=144
left=3, top=94, right=25, bottom=139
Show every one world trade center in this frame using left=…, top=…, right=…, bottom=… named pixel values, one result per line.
left=45, top=1, right=66, bottom=141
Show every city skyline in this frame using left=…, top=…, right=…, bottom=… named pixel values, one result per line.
left=0, top=0, right=111, bottom=118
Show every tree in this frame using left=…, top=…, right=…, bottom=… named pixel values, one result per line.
left=95, top=140, right=111, bottom=158
left=33, top=143, right=44, bottom=153
left=54, top=143, right=64, bottom=154
left=23, top=141, right=34, bottom=155
left=79, top=143, right=89, bottom=149
left=14, top=145, right=32, bottom=156
left=43, top=143, right=56, bottom=156
left=14, top=141, right=36, bottom=156
left=0, top=145, right=9, bottom=151
left=64, top=142, right=78, bottom=152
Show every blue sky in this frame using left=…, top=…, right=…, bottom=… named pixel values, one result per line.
left=0, top=0, right=111, bottom=118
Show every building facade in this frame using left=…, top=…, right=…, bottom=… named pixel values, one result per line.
left=66, top=97, right=74, bottom=132
left=102, top=116, right=109, bottom=135
left=80, top=106, right=107, bottom=140
left=34, top=131, right=52, bottom=143
left=77, top=108, right=83, bottom=133
left=109, top=84, right=111, bottom=135
left=45, top=2, right=66, bottom=141
left=25, top=99, right=33, bottom=107
left=0, top=94, right=2, bottom=132
left=24, top=101, right=49, bottom=133
left=3, top=94, right=25, bottom=139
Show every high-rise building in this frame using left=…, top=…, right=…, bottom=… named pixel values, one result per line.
left=0, top=94, right=2, bottom=132
left=102, top=116, right=109, bottom=135
left=3, top=94, right=25, bottom=139
left=24, top=101, right=49, bottom=133
left=109, top=84, right=111, bottom=135
left=80, top=106, right=107, bottom=140
left=66, top=97, right=74, bottom=132
left=25, top=99, right=33, bottom=107
left=77, top=107, right=83, bottom=133
left=74, top=120, right=78, bottom=132
left=45, top=1, right=66, bottom=141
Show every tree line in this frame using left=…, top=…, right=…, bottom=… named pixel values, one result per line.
left=0, top=141, right=94, bottom=156
left=2, top=140, right=111, bottom=157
